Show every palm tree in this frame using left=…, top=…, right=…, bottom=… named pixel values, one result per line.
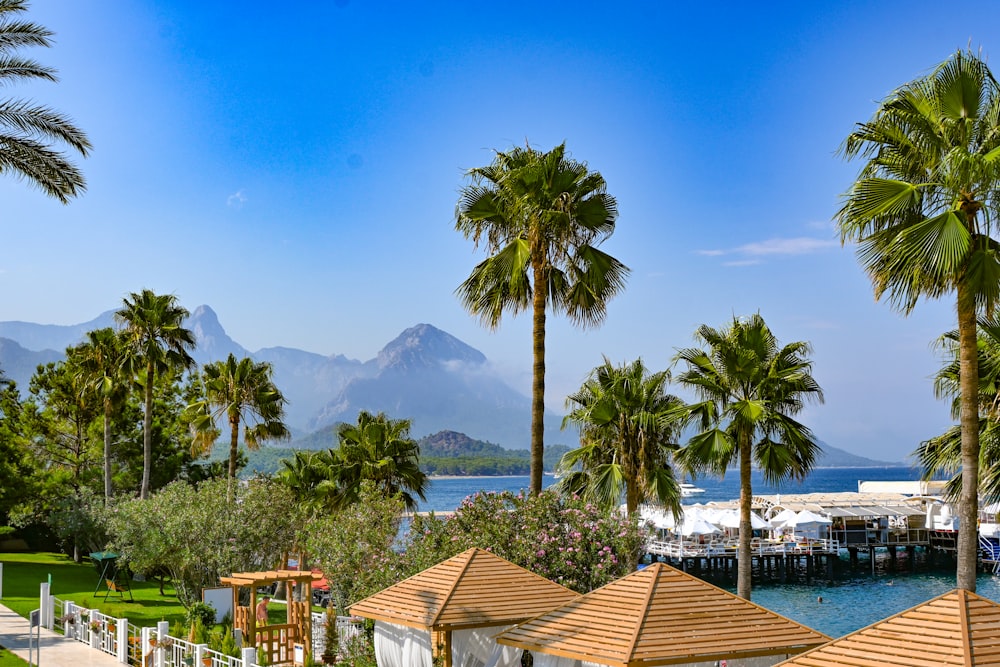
left=557, top=357, right=685, bottom=516
left=918, top=318, right=1000, bottom=503
left=276, top=449, right=341, bottom=511
left=329, top=410, right=427, bottom=512
left=115, top=290, right=196, bottom=499
left=187, top=354, right=290, bottom=499
left=673, top=314, right=823, bottom=600
left=73, top=327, right=128, bottom=500
left=456, top=142, right=629, bottom=494
left=0, top=0, right=90, bottom=202
left=837, top=50, right=1000, bottom=592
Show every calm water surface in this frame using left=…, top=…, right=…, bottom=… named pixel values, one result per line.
left=416, top=467, right=998, bottom=638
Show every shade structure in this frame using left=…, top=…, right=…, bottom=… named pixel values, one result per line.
left=793, top=510, right=832, bottom=525
left=717, top=509, right=770, bottom=530
left=350, top=548, right=580, bottom=667
left=496, top=562, right=829, bottom=667
left=774, top=589, right=1000, bottom=666
left=769, top=508, right=800, bottom=527
left=679, top=517, right=721, bottom=536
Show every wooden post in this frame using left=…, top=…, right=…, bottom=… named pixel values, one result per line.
left=443, top=629, right=452, bottom=667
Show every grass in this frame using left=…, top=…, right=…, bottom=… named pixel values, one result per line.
left=0, top=649, right=27, bottom=667
left=0, top=552, right=325, bottom=631
left=0, top=552, right=187, bottom=628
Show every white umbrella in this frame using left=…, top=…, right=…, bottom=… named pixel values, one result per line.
left=681, top=518, right=722, bottom=537
left=769, top=508, right=799, bottom=527
left=717, top=509, right=770, bottom=530
left=793, top=510, right=832, bottom=525
left=640, top=506, right=677, bottom=530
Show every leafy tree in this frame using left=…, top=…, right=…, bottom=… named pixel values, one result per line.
left=557, top=357, right=685, bottom=516
left=116, top=290, right=196, bottom=499
left=328, top=410, right=428, bottom=512
left=404, top=490, right=645, bottom=593
left=301, top=481, right=408, bottom=614
left=673, top=314, right=823, bottom=600
left=186, top=354, right=290, bottom=499
left=0, top=0, right=90, bottom=202
left=837, top=50, right=1000, bottom=592
left=0, top=377, right=36, bottom=523
left=456, top=142, right=629, bottom=494
left=106, top=477, right=300, bottom=607
left=74, top=328, right=129, bottom=500
left=276, top=449, right=339, bottom=512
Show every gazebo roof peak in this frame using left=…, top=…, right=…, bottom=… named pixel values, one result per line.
left=350, top=547, right=579, bottom=631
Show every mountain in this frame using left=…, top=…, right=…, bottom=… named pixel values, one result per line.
left=815, top=442, right=898, bottom=467
left=0, top=310, right=567, bottom=448
left=308, top=324, right=568, bottom=447
left=0, top=308, right=904, bottom=463
left=0, top=338, right=63, bottom=389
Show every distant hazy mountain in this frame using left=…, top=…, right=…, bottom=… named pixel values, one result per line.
left=0, top=309, right=566, bottom=448
left=815, top=442, right=900, bottom=467
left=0, top=338, right=63, bottom=389
left=308, top=324, right=567, bottom=447
left=0, top=308, right=903, bottom=462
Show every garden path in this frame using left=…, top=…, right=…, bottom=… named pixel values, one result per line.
left=0, top=602, right=122, bottom=666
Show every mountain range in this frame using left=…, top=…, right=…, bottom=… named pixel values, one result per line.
left=0, top=306, right=899, bottom=465
left=0, top=306, right=568, bottom=448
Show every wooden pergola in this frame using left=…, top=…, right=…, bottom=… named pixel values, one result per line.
left=218, top=569, right=320, bottom=666
left=349, top=547, right=580, bottom=667
left=496, top=562, right=831, bottom=666
left=775, top=589, right=1000, bottom=666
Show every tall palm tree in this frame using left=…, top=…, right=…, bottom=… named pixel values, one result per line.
left=837, top=50, right=1000, bottom=592
left=456, top=142, right=629, bottom=494
left=73, top=327, right=128, bottom=501
left=115, top=290, right=196, bottom=499
left=673, top=314, right=823, bottom=600
left=329, top=410, right=427, bottom=512
left=918, top=318, right=1000, bottom=503
left=0, top=0, right=90, bottom=202
left=557, top=357, right=685, bottom=516
left=187, top=353, right=290, bottom=499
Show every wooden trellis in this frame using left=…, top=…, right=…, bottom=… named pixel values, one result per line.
left=219, top=569, right=319, bottom=666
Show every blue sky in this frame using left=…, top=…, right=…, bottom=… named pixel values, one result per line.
left=3, top=1, right=998, bottom=461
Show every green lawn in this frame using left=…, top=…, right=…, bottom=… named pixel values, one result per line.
left=0, top=649, right=27, bottom=667
left=0, top=552, right=324, bottom=631
left=0, top=552, right=187, bottom=628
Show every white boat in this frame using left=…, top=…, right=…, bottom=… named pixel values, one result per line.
left=680, top=482, right=705, bottom=497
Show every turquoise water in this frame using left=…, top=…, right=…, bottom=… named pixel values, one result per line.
left=417, top=467, right=999, bottom=638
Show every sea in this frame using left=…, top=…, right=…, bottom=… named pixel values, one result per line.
left=415, top=467, right=1000, bottom=638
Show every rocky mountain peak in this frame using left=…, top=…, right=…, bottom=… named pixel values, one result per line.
left=187, top=305, right=248, bottom=363
left=376, top=323, right=486, bottom=372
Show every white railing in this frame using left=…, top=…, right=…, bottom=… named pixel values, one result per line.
left=647, top=537, right=840, bottom=559
left=310, top=611, right=365, bottom=659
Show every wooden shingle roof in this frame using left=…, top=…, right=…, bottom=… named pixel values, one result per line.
left=775, top=589, right=1000, bottom=666
left=348, top=548, right=580, bottom=631
left=496, top=562, right=830, bottom=667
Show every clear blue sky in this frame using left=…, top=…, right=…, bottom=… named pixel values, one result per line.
left=3, top=0, right=997, bottom=461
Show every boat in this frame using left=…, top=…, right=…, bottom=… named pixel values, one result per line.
left=680, top=482, right=705, bottom=497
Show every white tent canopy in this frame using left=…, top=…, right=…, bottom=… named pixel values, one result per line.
left=717, top=509, right=770, bottom=530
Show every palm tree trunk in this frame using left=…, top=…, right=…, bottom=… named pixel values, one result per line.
left=530, top=261, right=547, bottom=495
left=140, top=362, right=154, bottom=500
left=956, top=282, right=981, bottom=592
left=229, top=415, right=240, bottom=501
left=737, top=431, right=753, bottom=600
left=103, top=400, right=112, bottom=501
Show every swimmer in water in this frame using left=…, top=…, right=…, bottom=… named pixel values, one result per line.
left=817, top=596, right=823, bottom=604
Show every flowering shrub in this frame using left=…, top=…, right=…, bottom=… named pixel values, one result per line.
left=404, top=490, right=645, bottom=593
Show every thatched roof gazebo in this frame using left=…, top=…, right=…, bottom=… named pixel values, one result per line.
left=218, top=569, right=321, bottom=666
left=496, top=562, right=830, bottom=667
left=349, top=547, right=580, bottom=667
left=774, top=589, right=1000, bottom=666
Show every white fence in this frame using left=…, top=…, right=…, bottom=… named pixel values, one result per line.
left=43, top=584, right=364, bottom=666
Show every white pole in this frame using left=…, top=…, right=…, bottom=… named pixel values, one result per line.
left=156, top=621, right=169, bottom=667
left=39, top=583, right=49, bottom=629
left=0, top=562, right=4, bottom=598
left=241, top=646, right=256, bottom=667
left=116, top=617, right=128, bottom=664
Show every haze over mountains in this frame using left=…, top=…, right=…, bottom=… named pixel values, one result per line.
left=0, top=306, right=899, bottom=465
left=0, top=305, right=568, bottom=448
